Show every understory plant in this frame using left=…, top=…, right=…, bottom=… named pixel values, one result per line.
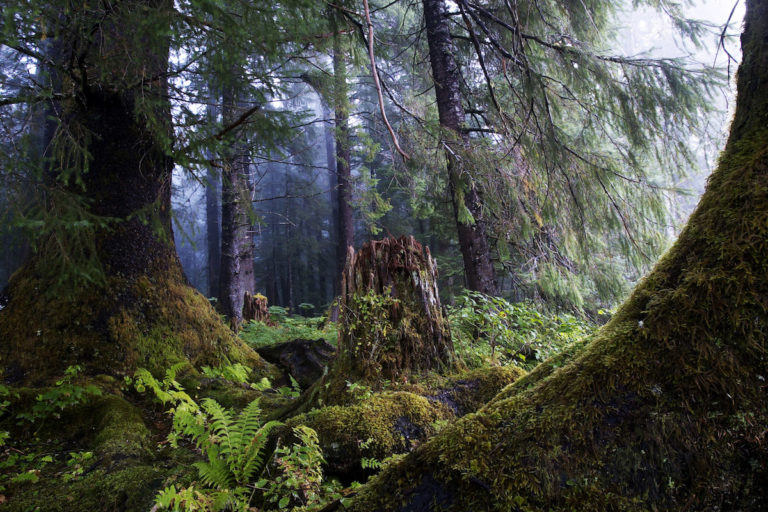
left=239, top=313, right=337, bottom=348
left=448, top=291, right=594, bottom=369
left=136, top=365, right=328, bottom=511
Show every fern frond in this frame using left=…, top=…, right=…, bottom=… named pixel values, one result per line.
left=195, top=445, right=235, bottom=490
left=134, top=368, right=172, bottom=404
left=165, top=362, right=188, bottom=384
left=201, top=398, right=234, bottom=455
left=240, top=420, right=283, bottom=483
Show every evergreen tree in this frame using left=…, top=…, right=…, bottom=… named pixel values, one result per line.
left=0, top=0, right=321, bottom=379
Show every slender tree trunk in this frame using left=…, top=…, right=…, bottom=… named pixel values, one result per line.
left=205, top=84, right=221, bottom=299
left=323, top=102, right=340, bottom=295
left=346, top=1, right=768, bottom=509
left=333, top=28, right=354, bottom=293
left=219, top=88, right=255, bottom=326
left=422, top=0, right=498, bottom=295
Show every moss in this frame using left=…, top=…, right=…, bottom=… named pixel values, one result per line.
left=4, top=463, right=193, bottom=512
left=428, top=365, right=527, bottom=416
left=0, top=265, right=273, bottom=384
left=284, top=391, right=453, bottom=478
left=342, top=131, right=768, bottom=508
left=91, top=395, right=152, bottom=465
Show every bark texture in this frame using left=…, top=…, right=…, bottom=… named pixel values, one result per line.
left=219, top=88, right=256, bottom=326
left=205, top=84, right=221, bottom=299
left=423, top=0, right=498, bottom=295
left=345, top=1, right=768, bottom=510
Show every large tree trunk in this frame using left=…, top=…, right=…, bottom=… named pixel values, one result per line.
left=334, top=28, right=355, bottom=294
left=218, top=88, right=256, bottom=326
left=0, top=0, right=267, bottom=383
left=345, top=1, right=768, bottom=509
left=324, top=102, right=340, bottom=296
left=422, top=0, right=498, bottom=295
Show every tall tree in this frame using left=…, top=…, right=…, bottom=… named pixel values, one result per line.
left=333, top=23, right=355, bottom=294
left=0, top=0, right=270, bottom=380
left=345, top=0, right=768, bottom=508
left=205, top=84, right=222, bottom=299
left=422, top=0, right=499, bottom=295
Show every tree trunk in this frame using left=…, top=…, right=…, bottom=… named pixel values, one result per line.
left=218, top=88, right=255, bottom=327
left=0, top=0, right=267, bottom=383
left=324, top=102, right=340, bottom=296
left=345, top=1, right=768, bottom=509
left=336, top=236, right=454, bottom=383
left=205, top=83, right=221, bottom=299
left=422, top=0, right=498, bottom=295
left=334, top=28, right=355, bottom=295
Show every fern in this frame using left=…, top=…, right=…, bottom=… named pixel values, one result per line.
left=193, top=398, right=283, bottom=489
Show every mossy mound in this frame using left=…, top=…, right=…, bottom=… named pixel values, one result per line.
left=342, top=133, right=768, bottom=510
left=284, top=391, right=453, bottom=479
left=1, top=389, right=195, bottom=512
left=0, top=264, right=272, bottom=384
left=426, top=365, right=527, bottom=416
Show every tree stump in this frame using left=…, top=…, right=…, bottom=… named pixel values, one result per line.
left=337, top=236, right=454, bottom=383
left=242, top=291, right=272, bottom=325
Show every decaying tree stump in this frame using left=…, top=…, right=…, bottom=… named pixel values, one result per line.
left=337, top=236, right=454, bottom=382
left=242, top=291, right=272, bottom=324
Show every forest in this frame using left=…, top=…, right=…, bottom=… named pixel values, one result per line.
left=0, top=0, right=765, bottom=510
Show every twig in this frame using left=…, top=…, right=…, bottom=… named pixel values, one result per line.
left=362, top=0, right=410, bottom=161
left=714, top=0, right=740, bottom=78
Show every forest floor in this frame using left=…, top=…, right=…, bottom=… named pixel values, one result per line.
left=0, top=302, right=594, bottom=511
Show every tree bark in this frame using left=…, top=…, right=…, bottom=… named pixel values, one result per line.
left=344, top=1, right=768, bottom=509
left=205, top=83, right=221, bottom=299
left=324, top=102, right=340, bottom=296
left=218, top=88, right=255, bottom=326
left=0, top=0, right=266, bottom=383
left=422, top=0, right=498, bottom=295
left=334, top=27, right=355, bottom=295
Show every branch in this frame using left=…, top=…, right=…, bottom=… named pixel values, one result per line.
left=361, top=0, right=410, bottom=161
left=214, top=104, right=260, bottom=141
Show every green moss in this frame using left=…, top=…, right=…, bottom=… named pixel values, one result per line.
left=433, top=365, right=527, bottom=415
left=0, top=266, right=274, bottom=384
left=4, top=463, right=194, bottom=512
left=91, top=395, right=152, bottom=465
left=285, top=391, right=453, bottom=477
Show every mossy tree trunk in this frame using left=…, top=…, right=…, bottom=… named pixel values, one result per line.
left=337, top=236, right=454, bottom=384
left=345, top=2, right=768, bottom=510
left=0, top=0, right=267, bottom=384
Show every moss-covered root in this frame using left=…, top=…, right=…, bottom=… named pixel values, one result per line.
left=4, top=394, right=193, bottom=512
left=284, top=391, right=453, bottom=480
left=342, top=4, right=768, bottom=507
left=429, top=365, right=526, bottom=416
